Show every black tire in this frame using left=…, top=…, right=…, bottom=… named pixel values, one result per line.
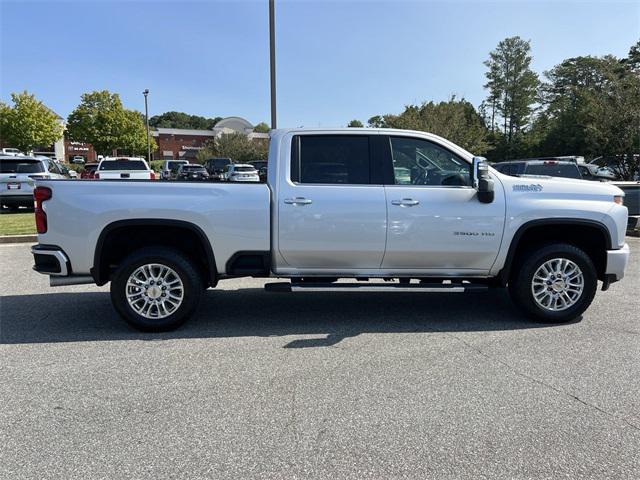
left=110, top=247, right=202, bottom=332
left=508, top=243, right=598, bottom=323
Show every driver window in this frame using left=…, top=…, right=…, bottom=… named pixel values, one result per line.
left=390, top=137, right=471, bottom=187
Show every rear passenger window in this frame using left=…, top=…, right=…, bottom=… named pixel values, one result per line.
left=291, top=135, right=370, bottom=184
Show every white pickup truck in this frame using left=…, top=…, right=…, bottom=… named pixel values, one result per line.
left=95, top=157, right=155, bottom=180
left=31, top=128, right=630, bottom=331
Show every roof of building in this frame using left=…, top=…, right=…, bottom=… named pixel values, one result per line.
left=152, top=128, right=217, bottom=137
left=214, top=116, right=253, bottom=131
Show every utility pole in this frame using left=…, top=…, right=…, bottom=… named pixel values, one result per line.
left=269, top=0, right=277, bottom=129
left=143, top=89, right=151, bottom=161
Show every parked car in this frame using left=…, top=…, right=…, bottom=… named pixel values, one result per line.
left=29, top=128, right=629, bottom=332
left=223, top=163, right=260, bottom=182
left=495, top=157, right=616, bottom=182
left=176, top=164, right=210, bottom=181
left=249, top=160, right=268, bottom=182
left=57, top=163, right=78, bottom=179
left=1, top=148, right=23, bottom=156
left=71, top=156, right=85, bottom=164
left=204, top=157, right=232, bottom=180
left=95, top=157, right=155, bottom=180
left=590, top=155, right=640, bottom=181
left=0, top=155, right=67, bottom=209
left=161, top=160, right=188, bottom=180
left=493, top=159, right=583, bottom=179
left=80, top=163, right=99, bottom=179
left=612, top=181, right=639, bottom=235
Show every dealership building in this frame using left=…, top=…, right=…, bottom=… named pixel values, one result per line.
left=152, top=116, right=269, bottom=161
left=15, top=116, right=268, bottom=163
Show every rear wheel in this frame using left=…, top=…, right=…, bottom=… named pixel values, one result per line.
left=509, top=243, right=598, bottom=323
left=110, top=247, right=202, bottom=332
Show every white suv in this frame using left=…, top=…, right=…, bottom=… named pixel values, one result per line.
left=223, top=164, right=260, bottom=182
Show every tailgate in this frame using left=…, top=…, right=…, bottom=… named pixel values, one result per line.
left=98, top=170, right=151, bottom=180
left=0, top=173, right=36, bottom=195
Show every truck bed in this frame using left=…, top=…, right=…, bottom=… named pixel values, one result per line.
left=37, top=179, right=271, bottom=276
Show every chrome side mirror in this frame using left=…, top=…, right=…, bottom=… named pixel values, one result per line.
left=472, top=156, right=494, bottom=204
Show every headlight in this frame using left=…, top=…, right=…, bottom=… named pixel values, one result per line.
left=614, top=195, right=624, bottom=205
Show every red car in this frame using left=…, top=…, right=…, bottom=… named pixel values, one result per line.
left=80, top=163, right=99, bottom=179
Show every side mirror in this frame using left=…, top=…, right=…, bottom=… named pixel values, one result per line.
left=472, top=156, right=494, bottom=204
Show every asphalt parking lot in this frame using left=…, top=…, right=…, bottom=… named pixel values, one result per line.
left=1, top=240, right=639, bottom=479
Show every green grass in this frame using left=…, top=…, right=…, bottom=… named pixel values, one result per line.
left=0, top=211, right=36, bottom=235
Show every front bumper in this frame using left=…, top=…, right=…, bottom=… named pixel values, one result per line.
left=605, top=243, right=630, bottom=282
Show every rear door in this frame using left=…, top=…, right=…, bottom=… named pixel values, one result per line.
left=277, top=134, right=387, bottom=269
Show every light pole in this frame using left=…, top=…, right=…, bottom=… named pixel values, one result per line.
left=269, top=0, right=277, bottom=129
left=143, top=89, right=151, bottom=161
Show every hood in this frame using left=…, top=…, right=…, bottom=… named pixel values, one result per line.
left=495, top=171, right=624, bottom=199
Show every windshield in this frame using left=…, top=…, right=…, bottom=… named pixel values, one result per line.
left=167, top=161, right=187, bottom=170
left=525, top=163, right=581, bottom=179
left=0, top=159, right=45, bottom=174
left=99, top=160, right=148, bottom=171
left=182, top=165, right=205, bottom=171
left=234, top=166, right=255, bottom=172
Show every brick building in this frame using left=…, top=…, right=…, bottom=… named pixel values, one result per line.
left=64, top=140, right=97, bottom=163
left=151, top=116, right=269, bottom=160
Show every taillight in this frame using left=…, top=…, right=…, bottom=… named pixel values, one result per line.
left=150, top=171, right=156, bottom=180
left=33, top=186, right=52, bottom=234
left=94, top=172, right=100, bottom=179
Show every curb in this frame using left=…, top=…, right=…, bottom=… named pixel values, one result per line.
left=0, top=234, right=37, bottom=244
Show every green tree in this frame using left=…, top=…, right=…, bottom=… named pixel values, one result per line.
left=149, top=111, right=221, bottom=130
left=367, top=115, right=386, bottom=128
left=379, top=97, right=489, bottom=153
left=67, top=90, right=156, bottom=156
left=0, top=91, right=64, bottom=153
left=197, top=133, right=268, bottom=163
left=347, top=119, right=364, bottom=127
left=253, top=122, right=270, bottom=133
left=483, top=37, right=540, bottom=158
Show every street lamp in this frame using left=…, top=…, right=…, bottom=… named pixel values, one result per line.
left=269, top=0, right=277, bottom=129
left=143, top=89, right=151, bottom=162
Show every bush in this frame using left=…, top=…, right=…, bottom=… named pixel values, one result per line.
left=150, top=160, right=163, bottom=173
left=66, top=163, right=85, bottom=173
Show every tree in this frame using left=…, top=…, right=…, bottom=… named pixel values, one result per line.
left=66, top=90, right=156, bottom=156
left=0, top=91, right=64, bottom=153
left=197, top=133, right=268, bottom=163
left=375, top=97, right=489, bottom=153
left=483, top=37, right=539, bottom=158
left=347, top=119, right=363, bottom=127
left=367, top=115, right=386, bottom=128
left=253, top=122, right=270, bottom=133
left=149, top=111, right=221, bottom=130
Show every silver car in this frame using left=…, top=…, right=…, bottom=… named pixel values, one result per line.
left=0, top=156, right=67, bottom=209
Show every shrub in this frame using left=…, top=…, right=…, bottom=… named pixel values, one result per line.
left=150, top=160, right=163, bottom=173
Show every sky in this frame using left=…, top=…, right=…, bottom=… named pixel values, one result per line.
left=1, top=0, right=638, bottom=128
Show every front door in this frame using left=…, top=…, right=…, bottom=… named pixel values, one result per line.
left=277, top=134, right=387, bottom=270
left=382, top=136, right=505, bottom=271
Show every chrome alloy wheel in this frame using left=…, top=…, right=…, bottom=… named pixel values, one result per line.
left=531, top=258, right=584, bottom=312
left=125, top=263, right=184, bottom=319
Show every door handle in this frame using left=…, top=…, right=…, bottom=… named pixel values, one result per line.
left=391, top=198, right=420, bottom=207
left=284, top=197, right=313, bottom=205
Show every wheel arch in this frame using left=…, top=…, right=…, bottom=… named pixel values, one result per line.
left=497, top=218, right=611, bottom=286
left=92, top=219, right=218, bottom=287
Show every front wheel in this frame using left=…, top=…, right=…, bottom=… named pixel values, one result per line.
left=110, top=247, right=203, bottom=332
left=509, top=243, right=598, bottom=323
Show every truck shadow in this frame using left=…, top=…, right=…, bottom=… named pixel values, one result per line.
left=0, top=288, right=573, bottom=345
